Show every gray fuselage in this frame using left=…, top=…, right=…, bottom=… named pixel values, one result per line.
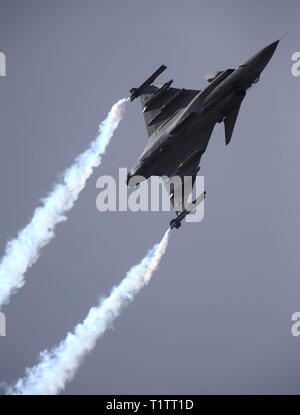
left=127, top=40, right=279, bottom=185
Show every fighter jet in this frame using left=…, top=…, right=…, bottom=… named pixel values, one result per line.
left=127, top=40, right=279, bottom=229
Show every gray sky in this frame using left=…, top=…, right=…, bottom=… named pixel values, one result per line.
left=0, top=0, right=300, bottom=394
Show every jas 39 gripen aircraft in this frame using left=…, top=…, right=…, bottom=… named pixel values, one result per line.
left=127, top=40, right=280, bottom=229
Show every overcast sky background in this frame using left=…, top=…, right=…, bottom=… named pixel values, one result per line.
left=0, top=0, right=300, bottom=394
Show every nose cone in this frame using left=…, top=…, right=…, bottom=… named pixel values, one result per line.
left=241, top=39, right=280, bottom=72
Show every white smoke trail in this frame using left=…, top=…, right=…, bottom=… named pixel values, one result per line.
left=6, top=229, right=170, bottom=395
left=0, top=98, right=128, bottom=308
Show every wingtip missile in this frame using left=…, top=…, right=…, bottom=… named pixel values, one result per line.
left=130, top=65, right=167, bottom=101
left=169, top=191, right=206, bottom=230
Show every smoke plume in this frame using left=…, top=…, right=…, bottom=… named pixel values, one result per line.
left=0, top=98, right=128, bottom=307
left=6, top=229, right=170, bottom=395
